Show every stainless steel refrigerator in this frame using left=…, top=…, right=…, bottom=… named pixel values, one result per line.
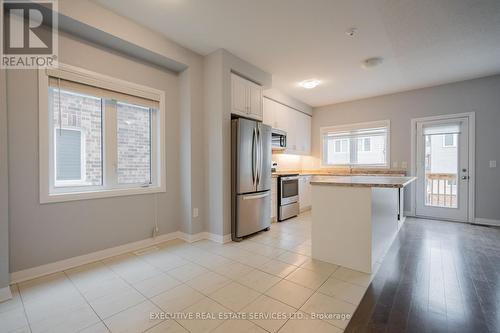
left=231, top=118, right=272, bottom=241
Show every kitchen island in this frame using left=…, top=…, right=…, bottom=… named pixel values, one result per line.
left=310, top=175, right=416, bottom=274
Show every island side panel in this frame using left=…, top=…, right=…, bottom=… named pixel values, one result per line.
left=311, top=185, right=372, bottom=273
left=371, top=188, right=400, bottom=266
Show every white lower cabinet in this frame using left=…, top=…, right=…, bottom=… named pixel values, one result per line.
left=271, top=177, right=277, bottom=221
left=299, top=175, right=312, bottom=211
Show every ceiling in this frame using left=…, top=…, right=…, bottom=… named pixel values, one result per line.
left=94, top=0, right=500, bottom=107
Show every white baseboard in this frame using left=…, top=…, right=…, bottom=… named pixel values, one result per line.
left=474, top=218, right=500, bottom=227
left=404, top=210, right=414, bottom=217
left=11, top=231, right=180, bottom=284
left=10, top=230, right=232, bottom=284
left=300, top=206, right=312, bottom=213
left=178, top=231, right=232, bottom=244
left=0, top=286, right=13, bottom=303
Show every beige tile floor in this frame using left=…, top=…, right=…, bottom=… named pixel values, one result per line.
left=0, top=212, right=379, bottom=333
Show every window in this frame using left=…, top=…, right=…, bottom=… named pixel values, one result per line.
left=321, top=121, right=389, bottom=167
left=443, top=134, right=457, bottom=147
left=39, top=64, right=165, bottom=203
left=357, top=137, right=371, bottom=152
left=117, top=102, right=152, bottom=185
left=54, top=128, right=85, bottom=185
left=334, top=139, right=348, bottom=153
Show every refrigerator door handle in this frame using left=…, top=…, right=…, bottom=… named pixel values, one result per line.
left=256, top=126, right=261, bottom=186
left=252, top=127, right=257, bottom=187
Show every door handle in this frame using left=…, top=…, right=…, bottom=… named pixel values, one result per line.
left=258, top=127, right=261, bottom=186
left=461, top=176, right=469, bottom=180
left=252, top=127, right=257, bottom=187
left=243, top=192, right=269, bottom=200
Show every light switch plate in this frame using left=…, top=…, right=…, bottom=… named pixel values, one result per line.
left=490, top=160, right=497, bottom=168
left=193, top=208, right=199, bottom=218
left=392, top=161, right=399, bottom=168
left=401, top=161, right=408, bottom=169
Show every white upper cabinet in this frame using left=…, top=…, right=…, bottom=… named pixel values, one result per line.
left=296, top=111, right=311, bottom=154
left=263, top=98, right=275, bottom=127
left=231, top=73, right=263, bottom=120
left=263, top=97, right=311, bottom=155
left=248, top=81, right=263, bottom=119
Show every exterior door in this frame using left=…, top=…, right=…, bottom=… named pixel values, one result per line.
left=416, top=117, right=469, bottom=221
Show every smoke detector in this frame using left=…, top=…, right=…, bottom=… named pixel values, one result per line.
left=361, top=57, right=384, bottom=69
left=345, top=27, right=358, bottom=37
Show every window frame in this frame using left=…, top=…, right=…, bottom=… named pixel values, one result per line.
left=320, top=120, right=390, bottom=168
left=39, top=63, right=166, bottom=204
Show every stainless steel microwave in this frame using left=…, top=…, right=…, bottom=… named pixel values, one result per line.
left=271, top=129, right=287, bottom=150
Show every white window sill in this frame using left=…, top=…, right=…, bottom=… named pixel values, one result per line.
left=41, top=185, right=165, bottom=204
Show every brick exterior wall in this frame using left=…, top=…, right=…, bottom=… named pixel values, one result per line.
left=51, top=89, right=151, bottom=186
left=117, top=103, right=151, bottom=184
left=52, top=90, right=102, bottom=185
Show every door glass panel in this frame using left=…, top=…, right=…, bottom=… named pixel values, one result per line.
left=424, top=130, right=459, bottom=208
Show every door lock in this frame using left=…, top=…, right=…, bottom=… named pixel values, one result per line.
left=461, top=176, right=469, bottom=180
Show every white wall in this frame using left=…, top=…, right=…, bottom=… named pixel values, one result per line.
left=57, top=0, right=206, bottom=237
left=312, top=75, right=500, bottom=220
left=3, top=0, right=210, bottom=275
left=204, top=49, right=272, bottom=237
left=6, top=32, right=183, bottom=272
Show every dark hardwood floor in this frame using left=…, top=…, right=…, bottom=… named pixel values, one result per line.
left=345, top=217, right=500, bottom=333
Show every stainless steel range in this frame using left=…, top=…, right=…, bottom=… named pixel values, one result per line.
left=277, top=174, right=300, bottom=221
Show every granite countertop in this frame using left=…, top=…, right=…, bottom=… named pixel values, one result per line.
left=272, top=168, right=407, bottom=178
left=309, top=175, right=416, bottom=188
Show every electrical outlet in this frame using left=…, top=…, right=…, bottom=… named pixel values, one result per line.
left=193, top=208, right=199, bottom=218
left=392, top=161, right=399, bottom=168
left=490, top=160, right=497, bottom=168
left=401, top=161, right=408, bottom=169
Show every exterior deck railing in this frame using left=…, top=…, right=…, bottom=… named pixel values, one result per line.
left=425, top=173, right=457, bottom=208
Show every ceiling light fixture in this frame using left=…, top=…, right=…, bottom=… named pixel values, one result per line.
left=361, top=57, right=384, bottom=69
left=299, top=79, right=321, bottom=89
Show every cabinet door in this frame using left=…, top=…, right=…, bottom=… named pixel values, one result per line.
left=304, top=176, right=312, bottom=208
left=248, top=82, right=263, bottom=120
left=271, top=178, right=277, bottom=219
left=297, top=112, right=311, bottom=154
left=263, top=97, right=275, bottom=127
left=299, top=176, right=312, bottom=210
left=274, top=102, right=288, bottom=133
left=286, top=107, right=299, bottom=152
left=298, top=176, right=306, bottom=210
left=231, top=73, right=248, bottom=116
